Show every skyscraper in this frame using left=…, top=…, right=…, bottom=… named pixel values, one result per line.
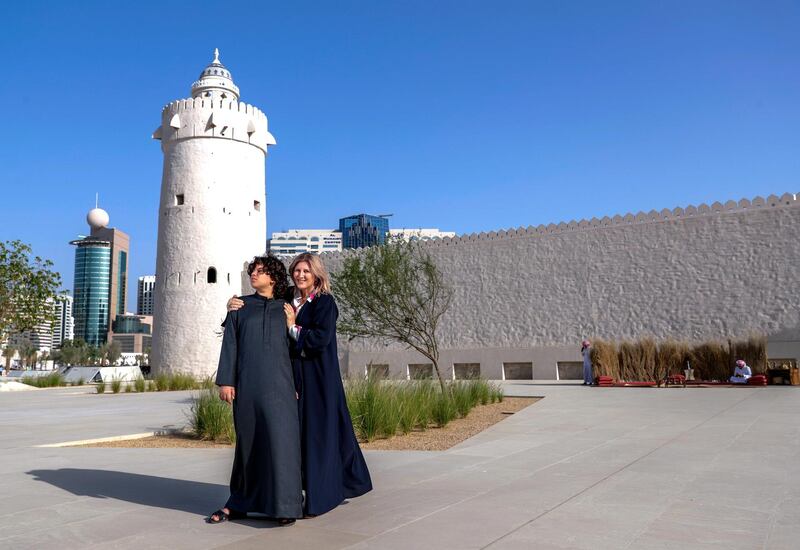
left=52, top=294, right=74, bottom=348
left=137, top=275, right=156, bottom=315
left=70, top=206, right=130, bottom=347
left=339, top=214, right=390, bottom=249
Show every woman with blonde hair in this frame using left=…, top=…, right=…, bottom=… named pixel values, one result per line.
left=227, top=252, right=372, bottom=517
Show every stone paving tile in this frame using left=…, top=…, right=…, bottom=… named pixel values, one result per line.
left=3, top=384, right=799, bottom=549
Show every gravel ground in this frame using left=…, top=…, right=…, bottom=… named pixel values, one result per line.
left=79, top=397, right=539, bottom=451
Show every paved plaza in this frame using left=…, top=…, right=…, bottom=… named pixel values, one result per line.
left=1, top=382, right=798, bottom=549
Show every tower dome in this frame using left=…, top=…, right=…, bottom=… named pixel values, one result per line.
left=87, top=207, right=109, bottom=229
left=190, top=48, right=240, bottom=101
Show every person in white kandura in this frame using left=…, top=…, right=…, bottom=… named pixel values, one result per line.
left=730, top=359, right=752, bottom=384
left=581, top=340, right=593, bottom=385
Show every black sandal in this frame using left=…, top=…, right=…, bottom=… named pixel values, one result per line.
left=277, top=518, right=296, bottom=526
left=207, top=508, right=246, bottom=524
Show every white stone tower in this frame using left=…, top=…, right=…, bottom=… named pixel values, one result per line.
left=151, top=49, right=276, bottom=377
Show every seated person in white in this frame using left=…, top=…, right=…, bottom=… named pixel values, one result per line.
left=730, top=359, right=752, bottom=384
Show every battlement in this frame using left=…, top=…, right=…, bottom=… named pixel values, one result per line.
left=154, top=97, right=274, bottom=153
left=162, top=97, right=268, bottom=121
left=328, top=192, right=800, bottom=257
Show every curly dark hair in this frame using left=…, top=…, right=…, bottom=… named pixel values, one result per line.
left=247, top=254, right=289, bottom=299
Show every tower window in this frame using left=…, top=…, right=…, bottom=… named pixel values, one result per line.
left=175, top=194, right=184, bottom=206
left=207, top=267, right=217, bottom=284
left=254, top=200, right=261, bottom=211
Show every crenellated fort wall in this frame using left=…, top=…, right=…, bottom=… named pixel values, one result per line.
left=155, top=97, right=273, bottom=153
left=325, top=192, right=800, bottom=380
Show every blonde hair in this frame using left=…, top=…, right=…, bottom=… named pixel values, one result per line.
left=289, top=253, right=331, bottom=295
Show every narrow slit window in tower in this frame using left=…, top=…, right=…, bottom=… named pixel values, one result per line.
left=207, top=267, right=217, bottom=284
left=175, top=194, right=184, bottom=206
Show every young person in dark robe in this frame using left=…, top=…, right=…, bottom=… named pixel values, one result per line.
left=208, top=255, right=303, bottom=526
left=226, top=252, right=372, bottom=517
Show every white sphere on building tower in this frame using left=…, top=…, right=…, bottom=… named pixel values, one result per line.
left=87, top=207, right=109, bottom=229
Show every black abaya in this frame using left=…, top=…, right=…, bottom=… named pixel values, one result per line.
left=291, top=292, right=372, bottom=516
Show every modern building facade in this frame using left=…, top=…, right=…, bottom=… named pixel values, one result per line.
left=388, top=228, right=456, bottom=242
left=137, top=275, right=156, bottom=315
left=339, top=214, right=390, bottom=249
left=70, top=206, right=129, bottom=347
left=52, top=294, right=74, bottom=348
left=268, top=229, right=342, bottom=258
left=110, top=314, right=153, bottom=354
left=151, top=50, right=276, bottom=377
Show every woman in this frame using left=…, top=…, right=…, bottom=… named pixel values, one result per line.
left=228, top=253, right=372, bottom=516
left=210, top=255, right=303, bottom=525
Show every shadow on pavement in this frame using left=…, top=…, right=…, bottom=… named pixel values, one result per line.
left=27, top=468, right=226, bottom=515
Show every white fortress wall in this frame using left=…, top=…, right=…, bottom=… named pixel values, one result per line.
left=327, top=193, right=800, bottom=380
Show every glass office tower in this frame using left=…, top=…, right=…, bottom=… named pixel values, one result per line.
left=70, top=237, right=112, bottom=347
left=339, top=214, right=390, bottom=249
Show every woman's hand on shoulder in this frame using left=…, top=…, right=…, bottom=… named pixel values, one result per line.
left=227, top=295, right=244, bottom=312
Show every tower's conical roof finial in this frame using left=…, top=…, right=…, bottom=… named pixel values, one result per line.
left=213, top=48, right=220, bottom=64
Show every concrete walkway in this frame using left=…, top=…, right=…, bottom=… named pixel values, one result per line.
left=1, top=383, right=798, bottom=549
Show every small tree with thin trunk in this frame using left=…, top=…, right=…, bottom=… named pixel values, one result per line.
left=332, top=239, right=453, bottom=393
left=0, top=240, right=62, bottom=347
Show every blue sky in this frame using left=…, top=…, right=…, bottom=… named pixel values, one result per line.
left=1, top=1, right=798, bottom=309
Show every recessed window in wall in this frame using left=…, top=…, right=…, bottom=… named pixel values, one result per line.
left=557, top=361, right=583, bottom=380
left=254, top=200, right=261, bottom=211
left=503, top=362, right=533, bottom=380
left=454, top=363, right=481, bottom=380
left=408, top=363, right=433, bottom=380
left=366, top=364, right=389, bottom=380
left=175, top=194, right=184, bottom=206
left=207, top=267, right=217, bottom=284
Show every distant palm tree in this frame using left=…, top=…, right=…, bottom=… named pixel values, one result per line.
left=2, top=345, right=17, bottom=371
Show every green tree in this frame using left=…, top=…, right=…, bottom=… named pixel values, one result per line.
left=17, top=339, right=36, bottom=369
left=332, top=239, right=453, bottom=393
left=102, top=341, right=122, bottom=365
left=59, top=339, right=89, bottom=366
left=0, top=240, right=62, bottom=346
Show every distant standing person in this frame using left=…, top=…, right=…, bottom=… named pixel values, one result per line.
left=209, top=255, right=302, bottom=526
left=730, top=359, right=752, bottom=384
left=581, top=340, right=593, bottom=385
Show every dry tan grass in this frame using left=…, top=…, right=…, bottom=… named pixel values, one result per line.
left=590, top=339, right=619, bottom=380
left=656, top=340, right=690, bottom=382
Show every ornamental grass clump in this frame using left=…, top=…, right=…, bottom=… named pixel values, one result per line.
left=191, top=388, right=235, bottom=443
left=110, top=376, right=123, bottom=394
left=690, top=341, right=729, bottom=381
left=431, top=391, right=457, bottom=427
left=153, top=372, right=170, bottom=392
left=590, top=339, right=619, bottom=381
left=731, top=335, right=767, bottom=374
left=95, top=381, right=106, bottom=394
left=656, top=340, right=690, bottom=383
left=344, top=378, right=500, bottom=441
left=21, top=372, right=65, bottom=388
left=168, top=372, right=198, bottom=391
left=133, top=376, right=146, bottom=393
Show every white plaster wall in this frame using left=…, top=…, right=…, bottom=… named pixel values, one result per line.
left=152, top=98, right=271, bottom=377
left=328, top=195, right=800, bottom=379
